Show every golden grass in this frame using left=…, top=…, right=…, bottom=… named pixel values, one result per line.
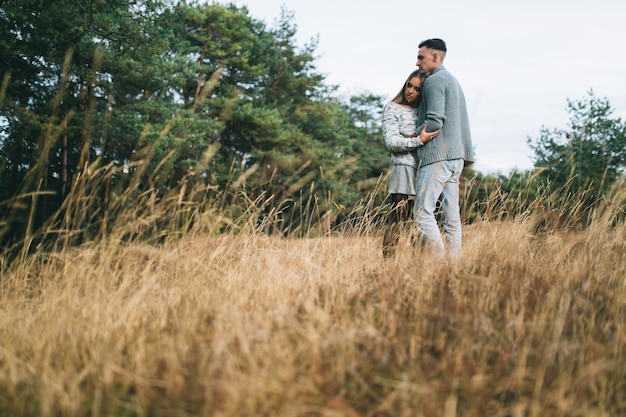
left=1, top=213, right=625, bottom=417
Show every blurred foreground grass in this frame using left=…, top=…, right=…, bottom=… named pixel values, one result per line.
left=1, top=214, right=625, bottom=416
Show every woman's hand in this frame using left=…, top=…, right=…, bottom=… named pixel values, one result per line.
left=418, top=124, right=440, bottom=144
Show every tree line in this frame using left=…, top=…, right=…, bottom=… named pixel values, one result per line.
left=1, top=0, right=625, bottom=249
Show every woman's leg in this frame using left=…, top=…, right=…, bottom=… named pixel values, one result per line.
left=383, top=193, right=412, bottom=258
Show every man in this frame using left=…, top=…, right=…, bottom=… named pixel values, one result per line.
left=414, top=38, right=474, bottom=258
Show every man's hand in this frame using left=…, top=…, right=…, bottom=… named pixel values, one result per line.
left=419, top=124, right=440, bottom=144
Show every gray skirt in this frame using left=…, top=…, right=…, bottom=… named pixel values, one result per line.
left=388, top=165, right=416, bottom=196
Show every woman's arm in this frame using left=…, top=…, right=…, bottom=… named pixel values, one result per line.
left=382, top=104, right=422, bottom=152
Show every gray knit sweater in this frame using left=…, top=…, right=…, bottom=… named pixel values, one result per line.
left=415, top=66, right=474, bottom=167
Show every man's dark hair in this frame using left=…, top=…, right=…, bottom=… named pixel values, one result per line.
left=419, top=38, right=447, bottom=52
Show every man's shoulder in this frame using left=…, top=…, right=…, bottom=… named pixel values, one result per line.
left=432, top=66, right=454, bottom=78
left=424, top=71, right=450, bottom=91
left=428, top=67, right=460, bottom=89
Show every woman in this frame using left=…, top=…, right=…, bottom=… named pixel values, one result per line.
left=382, top=69, right=438, bottom=258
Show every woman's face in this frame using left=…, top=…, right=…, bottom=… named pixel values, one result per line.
left=404, top=76, right=422, bottom=103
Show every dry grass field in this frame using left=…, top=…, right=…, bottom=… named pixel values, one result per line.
left=1, top=208, right=625, bottom=417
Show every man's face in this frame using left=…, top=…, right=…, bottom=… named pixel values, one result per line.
left=416, top=46, right=437, bottom=72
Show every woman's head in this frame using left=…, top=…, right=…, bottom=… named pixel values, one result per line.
left=392, top=69, right=430, bottom=107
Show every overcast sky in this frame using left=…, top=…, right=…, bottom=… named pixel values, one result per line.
left=222, top=0, right=626, bottom=173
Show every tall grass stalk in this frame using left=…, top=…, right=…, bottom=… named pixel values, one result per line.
left=1, top=178, right=625, bottom=416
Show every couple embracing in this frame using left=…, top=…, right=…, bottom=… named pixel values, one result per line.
left=382, top=38, right=474, bottom=260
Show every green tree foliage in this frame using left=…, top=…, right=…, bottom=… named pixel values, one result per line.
left=462, top=92, right=626, bottom=227
left=528, top=90, right=626, bottom=198
left=463, top=90, right=626, bottom=228
left=0, top=0, right=170, bottom=242
left=4, top=2, right=626, bottom=248
left=459, top=90, right=626, bottom=230
left=0, top=1, right=391, bottom=244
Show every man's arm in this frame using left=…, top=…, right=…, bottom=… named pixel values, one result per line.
left=423, top=77, right=447, bottom=132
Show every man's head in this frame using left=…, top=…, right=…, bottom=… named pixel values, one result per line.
left=416, top=38, right=447, bottom=72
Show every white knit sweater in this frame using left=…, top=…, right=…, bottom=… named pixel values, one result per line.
left=382, top=102, right=423, bottom=168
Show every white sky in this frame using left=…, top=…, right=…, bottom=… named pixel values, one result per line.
left=223, top=0, right=626, bottom=173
